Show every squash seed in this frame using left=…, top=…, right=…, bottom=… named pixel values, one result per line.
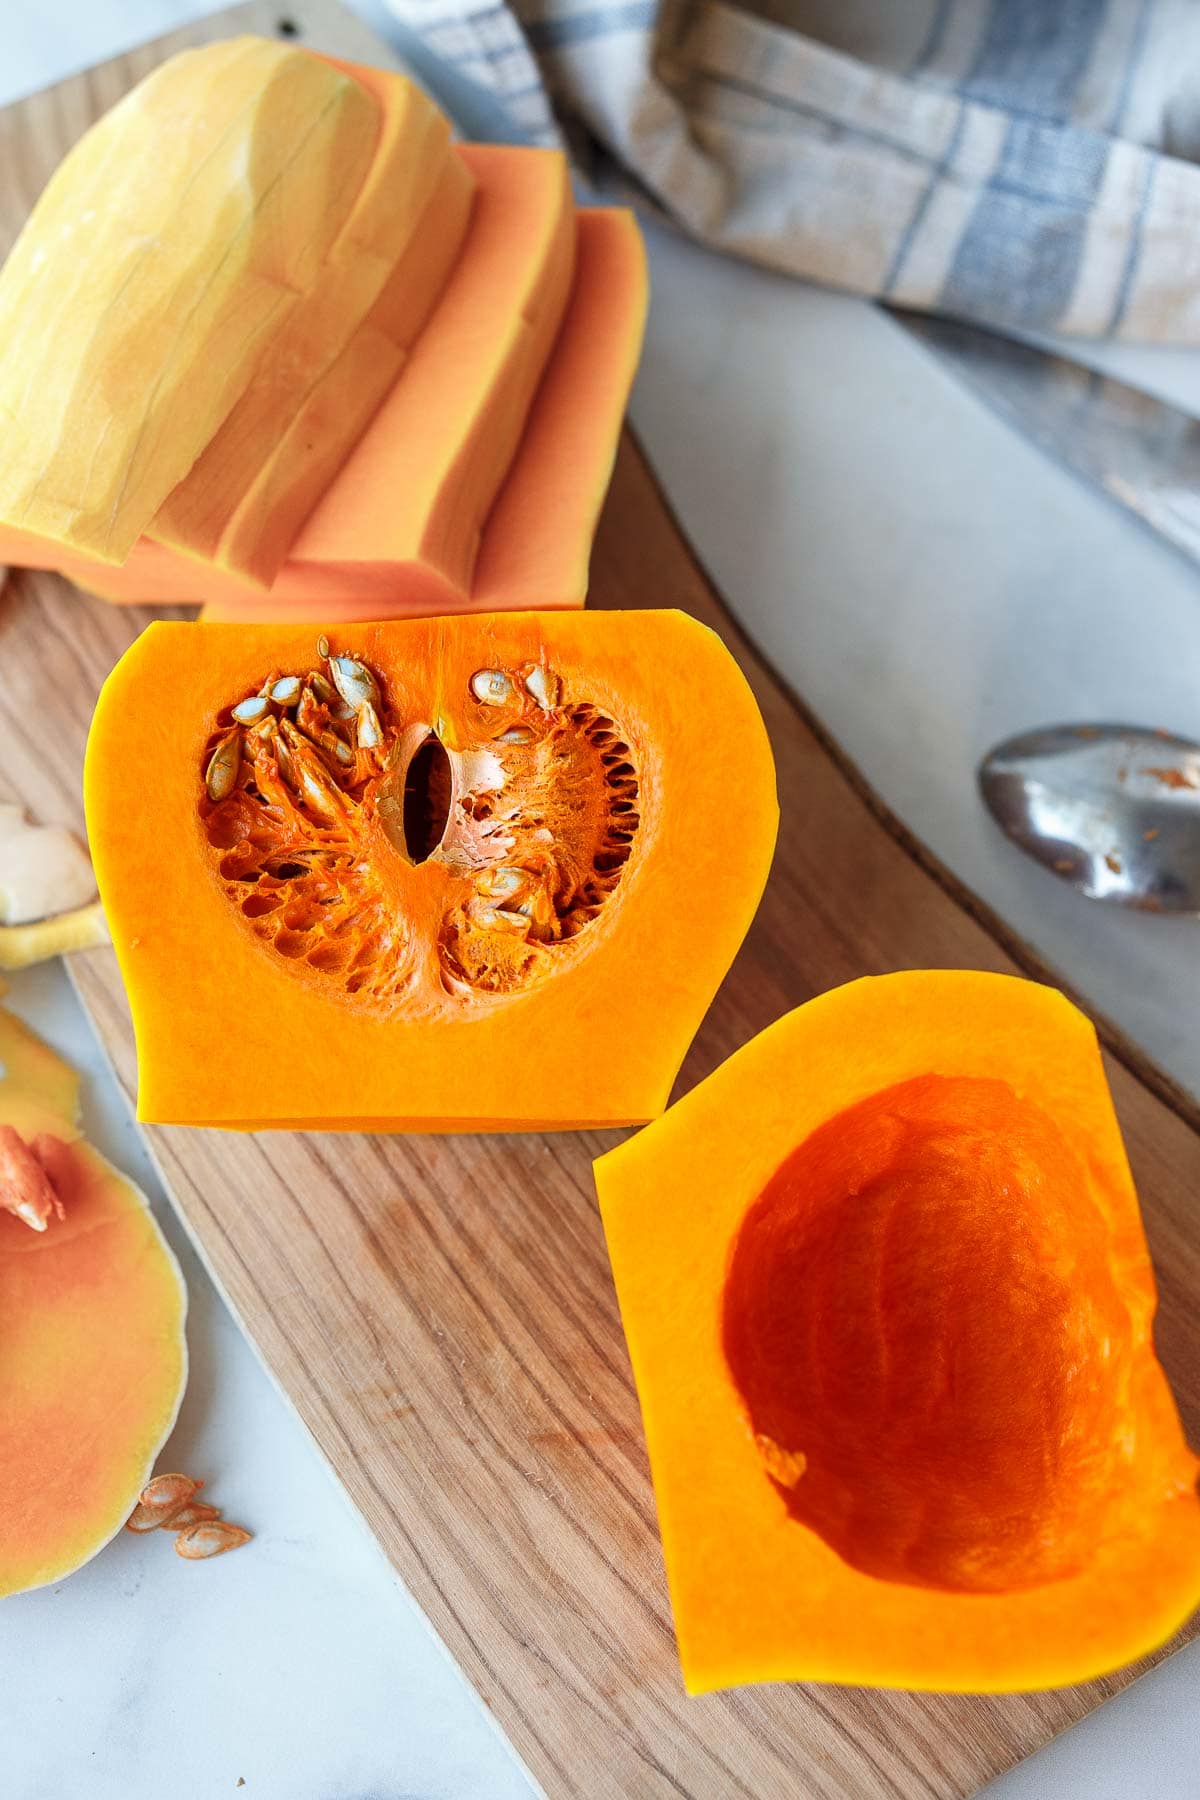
left=471, top=669, right=512, bottom=706
left=141, top=1472, right=201, bottom=1510
left=126, top=1501, right=177, bottom=1533
left=477, top=867, right=528, bottom=901
left=126, top=1471, right=203, bottom=1528
left=231, top=695, right=270, bottom=726
left=174, top=1520, right=252, bottom=1560
left=356, top=701, right=383, bottom=748
left=205, top=729, right=242, bottom=802
left=280, top=723, right=350, bottom=821
left=275, top=732, right=296, bottom=785
left=525, top=665, right=560, bottom=710
left=270, top=676, right=302, bottom=707
left=329, top=655, right=381, bottom=714
left=161, top=1501, right=221, bottom=1532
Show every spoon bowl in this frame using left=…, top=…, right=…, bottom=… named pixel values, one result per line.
left=978, top=723, right=1200, bottom=913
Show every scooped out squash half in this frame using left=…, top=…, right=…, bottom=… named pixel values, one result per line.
left=594, top=970, right=1200, bottom=1693
left=0, top=1000, right=187, bottom=1596
left=83, top=612, right=777, bottom=1130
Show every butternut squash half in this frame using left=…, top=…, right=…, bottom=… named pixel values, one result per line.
left=595, top=971, right=1200, bottom=1693
left=84, top=613, right=776, bottom=1130
left=0, top=1001, right=187, bottom=1596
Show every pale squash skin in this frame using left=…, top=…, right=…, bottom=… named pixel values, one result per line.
left=594, top=971, right=1200, bottom=1694
left=0, top=1006, right=187, bottom=1598
left=83, top=612, right=778, bottom=1132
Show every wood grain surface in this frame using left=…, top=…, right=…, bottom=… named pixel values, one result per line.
left=3, top=7, right=1199, bottom=1796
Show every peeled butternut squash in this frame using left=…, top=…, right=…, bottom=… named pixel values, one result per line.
left=594, top=971, right=1200, bottom=1693
left=0, top=1003, right=187, bottom=1596
left=54, top=202, right=646, bottom=619
left=138, top=143, right=573, bottom=610
left=198, top=207, right=648, bottom=621
left=0, top=43, right=642, bottom=619
left=472, top=208, right=648, bottom=613
left=0, top=39, right=381, bottom=562
left=149, top=60, right=473, bottom=588
left=83, top=612, right=777, bottom=1130
left=289, top=143, right=575, bottom=601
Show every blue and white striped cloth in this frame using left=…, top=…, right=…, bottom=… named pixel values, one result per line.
left=387, top=0, right=1200, bottom=341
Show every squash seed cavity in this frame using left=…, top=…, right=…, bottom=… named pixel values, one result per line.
left=199, top=640, right=641, bottom=1011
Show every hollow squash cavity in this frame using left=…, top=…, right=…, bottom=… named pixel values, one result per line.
left=724, top=1073, right=1141, bottom=1594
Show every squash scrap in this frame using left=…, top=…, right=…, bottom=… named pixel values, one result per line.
left=0, top=803, right=95, bottom=924
left=288, top=143, right=575, bottom=604
left=595, top=970, right=1200, bottom=1693
left=0, top=1124, right=64, bottom=1231
left=0, top=1003, right=186, bottom=1597
left=0, top=40, right=644, bottom=617
left=0, top=902, right=110, bottom=972
left=84, top=612, right=777, bottom=1130
left=0, top=804, right=110, bottom=969
left=472, top=208, right=649, bottom=614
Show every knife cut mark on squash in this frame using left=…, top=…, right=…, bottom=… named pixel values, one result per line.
left=200, top=639, right=641, bottom=1011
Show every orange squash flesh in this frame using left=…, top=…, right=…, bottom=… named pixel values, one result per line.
left=83, top=612, right=777, bottom=1131
left=155, top=149, right=477, bottom=597
left=0, top=1003, right=187, bottom=1597
left=53, top=205, right=645, bottom=619
left=472, top=208, right=648, bottom=613
left=289, top=142, right=575, bottom=597
left=197, top=207, right=648, bottom=622
left=148, top=61, right=470, bottom=588
left=594, top=970, right=1200, bottom=1693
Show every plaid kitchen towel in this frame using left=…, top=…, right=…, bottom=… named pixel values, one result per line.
left=386, top=0, right=1200, bottom=342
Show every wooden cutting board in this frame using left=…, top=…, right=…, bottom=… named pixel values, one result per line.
left=3, top=6, right=1200, bottom=1795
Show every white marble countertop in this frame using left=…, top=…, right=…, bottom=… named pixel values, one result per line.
left=4, top=3, right=1200, bottom=1796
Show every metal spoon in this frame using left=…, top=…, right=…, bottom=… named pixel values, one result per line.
left=978, top=724, right=1200, bottom=912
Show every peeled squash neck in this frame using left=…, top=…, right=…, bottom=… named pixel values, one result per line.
left=0, top=37, right=381, bottom=562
